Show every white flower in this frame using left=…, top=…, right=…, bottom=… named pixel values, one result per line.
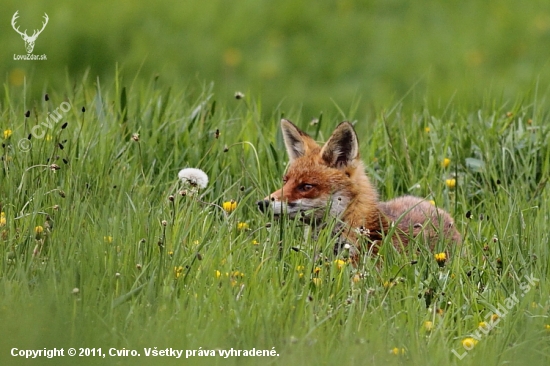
left=178, top=168, right=209, bottom=189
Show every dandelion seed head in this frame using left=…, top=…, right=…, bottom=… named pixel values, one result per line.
left=178, top=168, right=209, bottom=189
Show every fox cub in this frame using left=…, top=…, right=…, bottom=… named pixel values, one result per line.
left=257, top=119, right=460, bottom=260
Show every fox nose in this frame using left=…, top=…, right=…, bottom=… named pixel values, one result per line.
left=256, top=200, right=271, bottom=213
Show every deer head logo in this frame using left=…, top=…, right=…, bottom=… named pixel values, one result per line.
left=11, top=11, right=49, bottom=54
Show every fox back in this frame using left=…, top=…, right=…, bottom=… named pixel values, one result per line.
left=257, top=119, right=460, bottom=258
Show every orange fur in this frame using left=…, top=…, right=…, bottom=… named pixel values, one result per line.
left=257, top=119, right=460, bottom=261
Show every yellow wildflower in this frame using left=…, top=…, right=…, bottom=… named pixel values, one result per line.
left=445, top=178, right=456, bottom=189
left=103, top=236, right=113, bottom=244
left=334, top=259, right=346, bottom=270
left=429, top=200, right=436, bottom=206
left=222, top=200, right=237, bottom=213
left=35, top=226, right=44, bottom=240
left=441, top=158, right=451, bottom=168
left=3, top=129, right=13, bottom=139
left=390, top=347, right=406, bottom=355
left=0, top=212, right=6, bottom=227
left=461, top=337, right=478, bottom=349
left=545, top=324, right=550, bottom=331
left=424, top=321, right=434, bottom=331
left=237, top=222, right=249, bottom=231
left=352, top=274, right=361, bottom=283
left=252, top=240, right=259, bottom=245
left=232, top=271, right=244, bottom=278
left=435, top=252, right=447, bottom=267
left=424, top=127, right=431, bottom=133
left=174, top=266, right=184, bottom=279
left=215, top=270, right=221, bottom=279
left=312, top=278, right=322, bottom=286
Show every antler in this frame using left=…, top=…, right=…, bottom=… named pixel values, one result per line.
left=30, top=13, right=49, bottom=38
left=11, top=10, right=28, bottom=37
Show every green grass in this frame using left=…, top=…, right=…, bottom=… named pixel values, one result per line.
left=1, top=77, right=549, bottom=366
left=3, top=0, right=550, bottom=115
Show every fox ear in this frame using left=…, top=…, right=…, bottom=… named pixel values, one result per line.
left=320, top=122, right=359, bottom=168
left=280, top=119, right=318, bottom=160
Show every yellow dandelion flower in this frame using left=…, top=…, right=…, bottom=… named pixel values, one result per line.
left=312, top=278, right=322, bottom=286
left=334, top=259, right=346, bottom=270
left=429, top=200, right=436, bottom=206
left=445, top=178, right=456, bottom=189
left=461, top=337, right=478, bottom=349
left=35, top=225, right=44, bottom=240
left=103, top=236, right=113, bottom=244
left=441, top=158, right=451, bottom=168
left=3, top=129, right=13, bottom=139
left=252, top=239, right=259, bottom=245
left=424, top=321, right=434, bottom=331
left=313, top=266, right=321, bottom=274
left=215, top=270, right=221, bottom=279
left=435, top=252, right=447, bottom=267
left=390, top=347, right=406, bottom=355
left=222, top=200, right=237, bottom=213
left=174, top=266, right=184, bottom=279
left=479, top=321, right=488, bottom=328
left=424, top=127, right=431, bottom=133
left=296, top=265, right=305, bottom=272
left=232, top=271, right=244, bottom=278
left=237, top=222, right=249, bottom=231
left=168, top=251, right=174, bottom=256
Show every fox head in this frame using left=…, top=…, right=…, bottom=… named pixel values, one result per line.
left=257, top=119, right=379, bottom=224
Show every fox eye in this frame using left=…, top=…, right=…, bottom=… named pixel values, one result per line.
left=298, top=183, right=314, bottom=192
left=282, top=176, right=288, bottom=184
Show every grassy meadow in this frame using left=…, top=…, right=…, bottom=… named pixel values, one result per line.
left=2, top=0, right=550, bottom=365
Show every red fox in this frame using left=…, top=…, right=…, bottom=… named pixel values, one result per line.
left=257, top=119, right=461, bottom=261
